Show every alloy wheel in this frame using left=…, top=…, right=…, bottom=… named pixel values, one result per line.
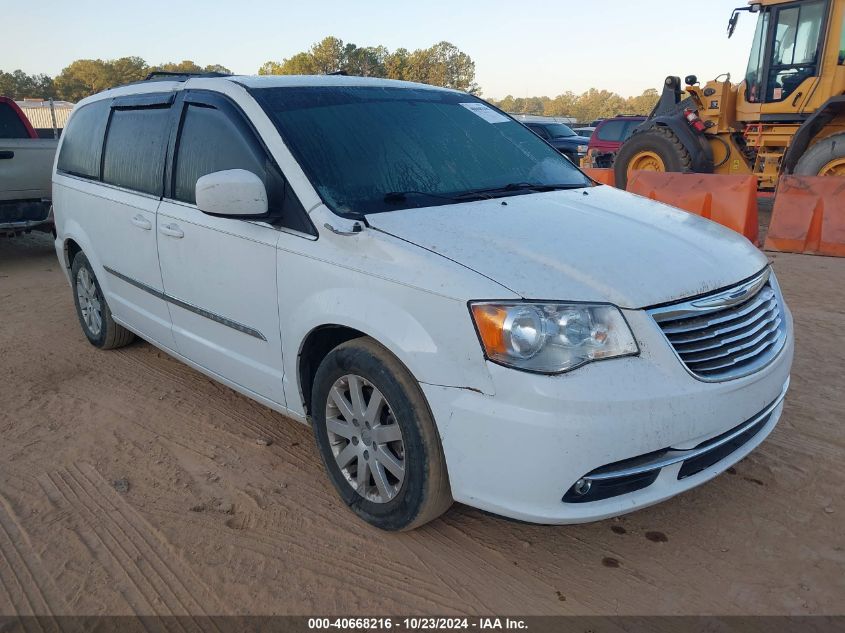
left=76, top=267, right=103, bottom=337
left=324, top=374, right=406, bottom=503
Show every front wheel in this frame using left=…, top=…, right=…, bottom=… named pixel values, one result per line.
left=794, top=132, right=845, bottom=176
left=613, top=126, right=693, bottom=189
left=311, top=338, right=452, bottom=531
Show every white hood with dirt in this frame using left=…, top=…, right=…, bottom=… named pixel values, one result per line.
left=365, top=185, right=767, bottom=309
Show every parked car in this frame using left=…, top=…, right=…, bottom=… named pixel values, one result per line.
left=519, top=119, right=590, bottom=164
left=1, top=96, right=58, bottom=236
left=582, top=115, right=646, bottom=168
left=53, top=74, right=793, bottom=531
left=572, top=126, right=596, bottom=138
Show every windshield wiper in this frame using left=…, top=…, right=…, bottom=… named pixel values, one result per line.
left=383, top=182, right=589, bottom=206
left=452, top=182, right=588, bottom=199
left=383, top=190, right=461, bottom=204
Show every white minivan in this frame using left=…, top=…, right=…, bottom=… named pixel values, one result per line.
left=52, top=73, right=793, bottom=530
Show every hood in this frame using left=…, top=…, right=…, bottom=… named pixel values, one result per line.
left=365, top=185, right=768, bottom=309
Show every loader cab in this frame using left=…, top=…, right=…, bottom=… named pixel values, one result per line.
left=737, top=0, right=845, bottom=118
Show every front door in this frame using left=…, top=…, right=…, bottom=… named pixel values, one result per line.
left=156, top=92, right=285, bottom=405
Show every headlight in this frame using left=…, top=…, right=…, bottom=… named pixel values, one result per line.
left=470, top=302, right=638, bottom=374
left=577, top=145, right=589, bottom=153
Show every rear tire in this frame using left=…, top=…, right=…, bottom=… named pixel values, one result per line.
left=311, top=337, right=452, bottom=531
left=614, top=126, right=693, bottom=189
left=71, top=252, right=135, bottom=349
left=794, top=132, right=845, bottom=176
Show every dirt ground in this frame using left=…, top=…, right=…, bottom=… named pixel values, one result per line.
left=0, top=231, right=843, bottom=617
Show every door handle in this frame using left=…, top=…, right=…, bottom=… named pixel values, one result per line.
left=0, top=151, right=13, bottom=160
left=130, top=214, right=152, bottom=230
left=159, top=222, right=184, bottom=238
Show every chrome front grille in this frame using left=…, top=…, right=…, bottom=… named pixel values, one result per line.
left=648, top=268, right=787, bottom=381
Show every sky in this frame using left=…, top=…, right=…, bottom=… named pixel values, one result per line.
left=1, top=0, right=760, bottom=99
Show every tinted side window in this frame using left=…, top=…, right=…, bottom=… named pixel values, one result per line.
left=0, top=103, right=29, bottom=139
left=622, top=121, right=643, bottom=141
left=102, top=107, right=171, bottom=195
left=57, top=100, right=110, bottom=178
left=596, top=120, right=626, bottom=142
left=174, top=105, right=265, bottom=204
left=839, top=13, right=845, bottom=64
left=173, top=101, right=315, bottom=235
left=527, top=124, right=549, bottom=139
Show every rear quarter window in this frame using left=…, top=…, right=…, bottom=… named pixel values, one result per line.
left=595, top=120, right=627, bottom=142
left=622, top=120, right=643, bottom=140
left=0, top=102, right=30, bottom=139
left=102, top=107, right=171, bottom=195
left=57, top=100, right=111, bottom=178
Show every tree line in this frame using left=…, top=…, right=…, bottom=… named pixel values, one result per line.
left=489, top=88, right=660, bottom=122
left=2, top=38, right=657, bottom=123
left=1, top=37, right=479, bottom=103
left=258, top=36, right=479, bottom=94
left=1, top=59, right=232, bottom=102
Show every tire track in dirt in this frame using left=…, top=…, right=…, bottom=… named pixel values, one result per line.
left=0, top=494, right=66, bottom=632
left=147, top=504, right=462, bottom=611
left=37, top=463, right=224, bottom=628
left=103, top=346, right=319, bottom=471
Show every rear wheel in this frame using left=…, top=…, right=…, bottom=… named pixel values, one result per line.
left=311, top=337, right=452, bottom=531
left=614, top=126, right=693, bottom=189
left=794, top=132, right=845, bottom=176
left=71, top=252, right=135, bottom=349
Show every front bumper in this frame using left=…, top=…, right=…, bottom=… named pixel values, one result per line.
left=425, top=307, right=794, bottom=524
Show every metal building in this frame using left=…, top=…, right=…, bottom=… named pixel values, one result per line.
left=15, top=99, right=74, bottom=135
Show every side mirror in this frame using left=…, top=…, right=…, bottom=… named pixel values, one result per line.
left=727, top=12, right=739, bottom=38
left=195, top=169, right=268, bottom=218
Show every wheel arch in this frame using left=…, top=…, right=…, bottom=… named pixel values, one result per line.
left=287, top=289, right=496, bottom=418
left=298, top=324, right=368, bottom=417
left=637, top=115, right=714, bottom=173
left=63, top=238, right=83, bottom=270
left=783, top=96, right=845, bottom=174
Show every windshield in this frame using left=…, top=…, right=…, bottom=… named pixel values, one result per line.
left=251, top=86, right=589, bottom=216
left=745, top=9, right=770, bottom=103
left=744, top=1, right=826, bottom=103
left=541, top=123, right=577, bottom=138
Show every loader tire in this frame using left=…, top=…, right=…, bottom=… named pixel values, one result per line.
left=614, top=126, right=693, bottom=189
left=794, top=132, right=845, bottom=177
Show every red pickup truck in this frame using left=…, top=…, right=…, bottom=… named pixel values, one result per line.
left=1, top=96, right=58, bottom=236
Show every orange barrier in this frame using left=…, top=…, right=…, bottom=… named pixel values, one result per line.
left=627, top=171, right=759, bottom=243
left=582, top=168, right=615, bottom=187
left=764, top=176, right=845, bottom=257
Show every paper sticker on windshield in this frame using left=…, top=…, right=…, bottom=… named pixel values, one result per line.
left=460, top=102, right=510, bottom=124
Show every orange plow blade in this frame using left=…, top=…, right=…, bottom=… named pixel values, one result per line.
left=764, top=176, right=845, bottom=257
left=626, top=171, right=759, bottom=243
left=582, top=168, right=615, bottom=187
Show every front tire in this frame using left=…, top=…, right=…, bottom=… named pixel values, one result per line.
left=614, top=126, right=693, bottom=189
left=311, top=338, right=452, bottom=531
left=794, top=132, right=845, bottom=176
left=71, top=252, right=135, bottom=349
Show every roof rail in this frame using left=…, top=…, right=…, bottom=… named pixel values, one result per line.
left=143, top=71, right=232, bottom=81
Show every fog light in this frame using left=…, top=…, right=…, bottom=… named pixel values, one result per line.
left=573, top=478, right=592, bottom=496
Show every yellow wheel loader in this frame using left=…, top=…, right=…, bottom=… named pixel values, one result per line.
left=614, top=0, right=845, bottom=190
